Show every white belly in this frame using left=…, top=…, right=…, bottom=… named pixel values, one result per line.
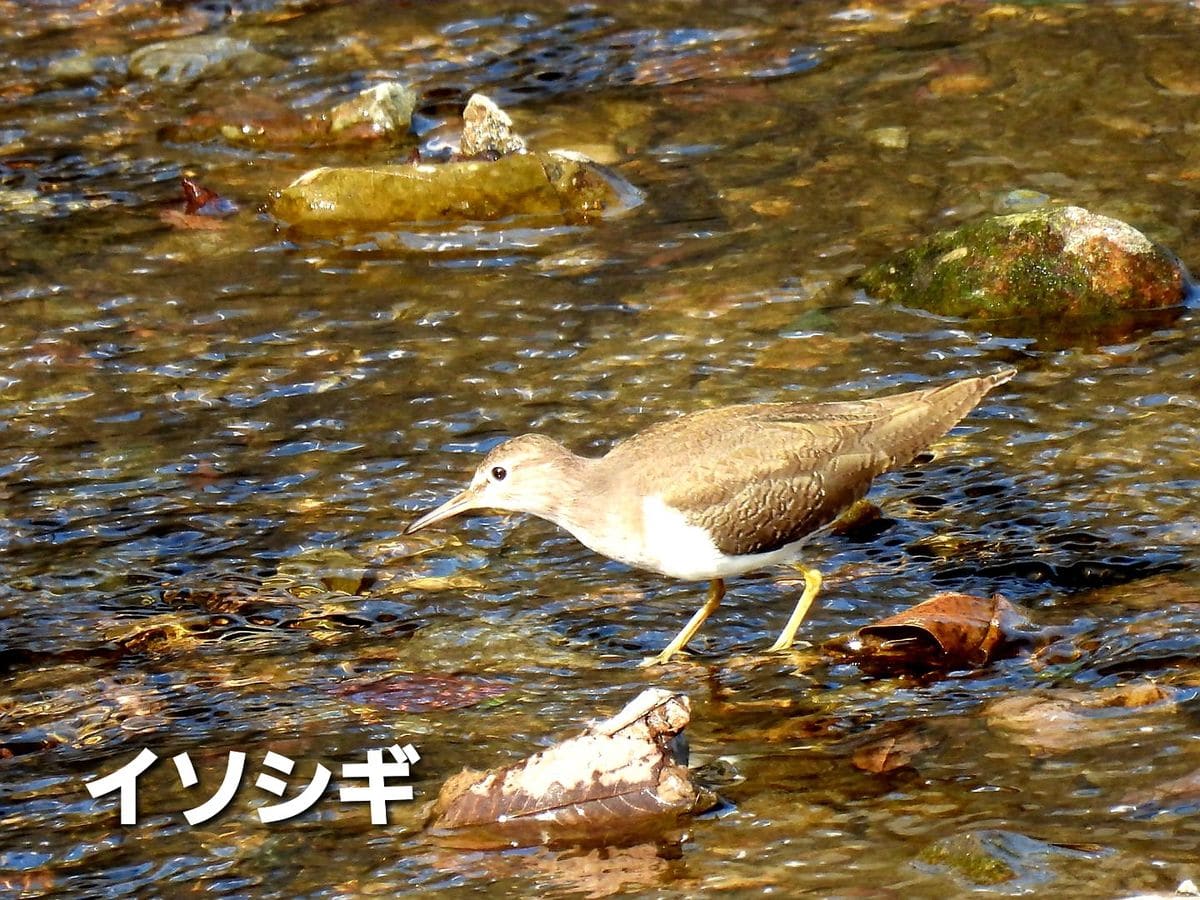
left=564, top=495, right=815, bottom=581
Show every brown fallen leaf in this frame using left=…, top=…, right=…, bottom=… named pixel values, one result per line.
left=182, top=176, right=237, bottom=217
left=159, top=175, right=238, bottom=230
left=851, top=722, right=939, bottom=774
left=181, top=177, right=217, bottom=213
left=851, top=592, right=1032, bottom=671
left=426, top=688, right=715, bottom=849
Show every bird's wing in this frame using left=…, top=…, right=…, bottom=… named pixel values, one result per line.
left=613, top=372, right=1012, bottom=556
left=657, top=416, right=895, bottom=556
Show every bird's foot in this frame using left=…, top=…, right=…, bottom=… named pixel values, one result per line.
left=639, top=649, right=685, bottom=667
left=765, top=636, right=815, bottom=654
left=721, top=643, right=818, bottom=671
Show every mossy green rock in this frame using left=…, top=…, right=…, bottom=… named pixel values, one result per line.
left=271, top=150, right=640, bottom=230
left=861, top=206, right=1186, bottom=320
left=918, top=832, right=1016, bottom=886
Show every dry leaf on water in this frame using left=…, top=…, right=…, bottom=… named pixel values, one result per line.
left=850, top=592, right=1032, bottom=671
left=426, top=688, right=715, bottom=849
left=159, top=176, right=238, bottom=230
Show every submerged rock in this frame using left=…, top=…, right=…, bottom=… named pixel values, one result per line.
left=917, top=832, right=1016, bottom=886
left=272, top=150, right=640, bottom=229
left=861, top=206, right=1188, bottom=322
left=129, top=35, right=279, bottom=85
left=917, top=830, right=1095, bottom=890
left=985, top=680, right=1175, bottom=755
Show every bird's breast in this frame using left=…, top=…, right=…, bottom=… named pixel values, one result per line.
left=559, top=494, right=807, bottom=581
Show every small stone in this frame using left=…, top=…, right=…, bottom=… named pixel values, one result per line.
left=917, top=832, right=1015, bottom=886
left=460, top=94, right=526, bottom=158
left=992, top=189, right=1050, bottom=214
left=867, top=126, right=909, bottom=150
left=927, top=71, right=993, bottom=97
left=47, top=52, right=102, bottom=80
left=328, top=82, right=416, bottom=137
left=0, top=187, right=55, bottom=214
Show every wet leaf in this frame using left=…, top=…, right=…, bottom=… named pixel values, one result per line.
left=159, top=176, right=238, bottom=230
left=850, top=592, right=1032, bottom=671
left=850, top=722, right=938, bottom=774
left=427, top=689, right=715, bottom=849
left=333, top=672, right=510, bottom=712
left=180, top=177, right=237, bottom=217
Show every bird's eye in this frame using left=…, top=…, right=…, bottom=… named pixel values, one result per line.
left=491, top=466, right=507, bottom=481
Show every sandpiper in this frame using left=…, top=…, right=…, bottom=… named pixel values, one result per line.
left=406, top=369, right=1015, bottom=664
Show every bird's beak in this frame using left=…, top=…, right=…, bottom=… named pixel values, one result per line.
left=405, top=486, right=482, bottom=535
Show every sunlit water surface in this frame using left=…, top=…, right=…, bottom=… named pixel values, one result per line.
left=2, top=0, right=1200, bottom=896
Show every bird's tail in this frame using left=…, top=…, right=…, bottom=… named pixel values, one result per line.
left=871, top=367, right=1016, bottom=470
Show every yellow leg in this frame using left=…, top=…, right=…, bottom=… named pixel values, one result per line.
left=767, top=566, right=822, bottom=652
left=643, top=579, right=725, bottom=666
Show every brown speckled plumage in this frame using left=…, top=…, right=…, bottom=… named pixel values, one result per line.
left=594, top=369, right=1014, bottom=556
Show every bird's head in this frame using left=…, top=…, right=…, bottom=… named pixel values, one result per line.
left=405, top=434, right=583, bottom=534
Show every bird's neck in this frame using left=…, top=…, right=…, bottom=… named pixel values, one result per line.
left=532, top=451, right=608, bottom=537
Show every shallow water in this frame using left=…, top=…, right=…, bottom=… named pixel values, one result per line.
left=2, top=0, right=1200, bottom=896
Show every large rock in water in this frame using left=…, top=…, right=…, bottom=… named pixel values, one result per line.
left=860, top=206, right=1188, bottom=321
left=271, top=150, right=641, bottom=231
